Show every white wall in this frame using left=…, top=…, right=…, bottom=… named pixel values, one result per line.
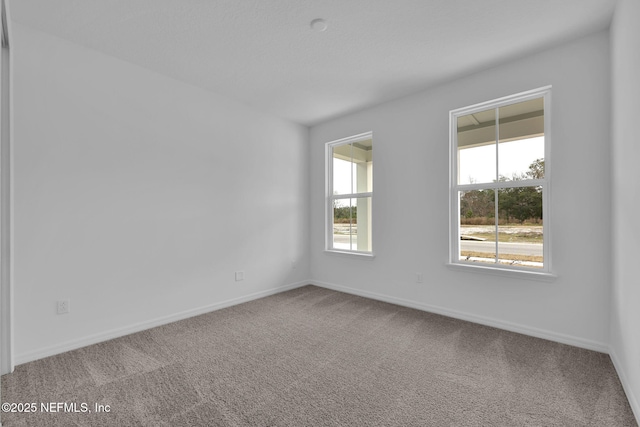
left=11, top=22, right=310, bottom=363
left=310, top=31, right=612, bottom=351
left=610, top=0, right=640, bottom=419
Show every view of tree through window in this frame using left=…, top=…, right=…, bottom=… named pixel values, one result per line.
left=451, top=90, right=549, bottom=271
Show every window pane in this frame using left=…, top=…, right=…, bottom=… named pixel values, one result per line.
left=332, top=198, right=354, bottom=250
left=332, top=197, right=372, bottom=252
left=332, top=140, right=373, bottom=195
left=459, top=190, right=496, bottom=264
left=352, top=140, right=372, bottom=194
left=354, top=196, right=372, bottom=252
left=457, top=110, right=496, bottom=185
left=497, top=186, right=543, bottom=268
left=498, top=98, right=544, bottom=180
left=333, top=145, right=353, bottom=195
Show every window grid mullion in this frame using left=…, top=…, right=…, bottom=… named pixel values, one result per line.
left=494, top=106, right=499, bottom=264
left=349, top=197, right=353, bottom=251
left=349, top=144, right=353, bottom=251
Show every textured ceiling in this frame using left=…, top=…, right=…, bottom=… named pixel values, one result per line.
left=8, top=0, right=616, bottom=126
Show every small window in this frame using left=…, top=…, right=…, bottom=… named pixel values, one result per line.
left=450, top=87, right=551, bottom=274
left=326, top=132, right=373, bottom=255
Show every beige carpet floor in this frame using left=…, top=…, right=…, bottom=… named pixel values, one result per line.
left=1, top=285, right=637, bottom=426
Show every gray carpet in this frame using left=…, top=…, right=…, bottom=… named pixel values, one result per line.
left=1, top=285, right=637, bottom=426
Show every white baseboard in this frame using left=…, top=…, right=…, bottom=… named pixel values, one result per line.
left=15, top=281, right=310, bottom=366
left=609, top=347, right=640, bottom=424
left=310, top=280, right=609, bottom=353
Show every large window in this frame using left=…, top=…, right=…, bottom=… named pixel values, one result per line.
left=326, top=132, right=373, bottom=255
left=450, top=87, right=551, bottom=274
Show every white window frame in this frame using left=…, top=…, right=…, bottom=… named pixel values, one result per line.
left=449, top=87, right=553, bottom=278
left=325, top=131, right=374, bottom=257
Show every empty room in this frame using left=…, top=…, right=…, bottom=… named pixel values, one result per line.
left=0, top=0, right=638, bottom=426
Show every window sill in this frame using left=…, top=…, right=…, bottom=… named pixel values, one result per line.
left=325, top=249, right=375, bottom=260
left=446, top=262, right=557, bottom=282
